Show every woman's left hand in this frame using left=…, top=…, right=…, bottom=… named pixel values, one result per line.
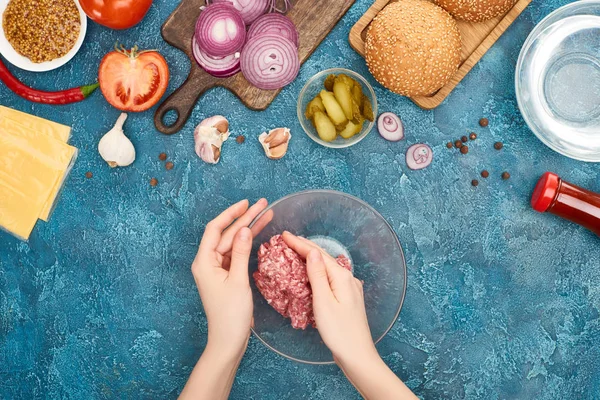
left=191, top=199, right=273, bottom=360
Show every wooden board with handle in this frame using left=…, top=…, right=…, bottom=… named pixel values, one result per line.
left=155, top=0, right=355, bottom=135
left=349, top=0, right=532, bottom=109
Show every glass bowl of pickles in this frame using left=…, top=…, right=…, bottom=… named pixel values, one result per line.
left=297, top=68, right=377, bottom=148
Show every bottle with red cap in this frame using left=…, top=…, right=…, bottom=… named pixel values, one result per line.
left=531, top=172, right=600, bottom=236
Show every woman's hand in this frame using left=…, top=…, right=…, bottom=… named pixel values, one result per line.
left=192, top=199, right=273, bottom=359
left=281, top=232, right=376, bottom=364
left=181, top=200, right=273, bottom=400
left=282, top=232, right=418, bottom=400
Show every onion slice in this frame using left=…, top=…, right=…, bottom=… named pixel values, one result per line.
left=406, top=144, right=433, bottom=170
left=269, top=0, right=292, bottom=13
left=192, top=37, right=241, bottom=77
left=377, top=112, right=404, bottom=141
left=247, top=13, right=299, bottom=48
left=240, top=34, right=300, bottom=90
left=195, top=3, right=247, bottom=57
left=209, top=0, right=270, bottom=25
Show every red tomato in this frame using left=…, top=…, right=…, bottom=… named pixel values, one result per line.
left=99, top=46, right=170, bottom=112
left=80, top=0, right=153, bottom=30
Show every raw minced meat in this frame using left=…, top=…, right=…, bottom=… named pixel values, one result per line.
left=253, top=235, right=352, bottom=330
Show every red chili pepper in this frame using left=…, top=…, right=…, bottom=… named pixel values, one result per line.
left=0, top=58, right=98, bottom=105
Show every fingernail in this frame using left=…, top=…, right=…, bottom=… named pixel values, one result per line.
left=258, top=198, right=267, bottom=206
left=239, top=228, right=251, bottom=242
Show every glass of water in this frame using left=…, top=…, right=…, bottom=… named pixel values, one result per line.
left=516, top=0, right=600, bottom=162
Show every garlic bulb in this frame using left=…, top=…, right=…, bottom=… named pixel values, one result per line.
left=98, top=113, right=136, bottom=168
left=194, top=116, right=230, bottom=164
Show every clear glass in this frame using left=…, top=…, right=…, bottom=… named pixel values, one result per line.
left=516, top=0, right=600, bottom=162
left=297, top=68, right=378, bottom=149
left=248, top=190, right=407, bottom=364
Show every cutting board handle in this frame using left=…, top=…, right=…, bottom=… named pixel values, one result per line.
left=154, top=68, right=212, bottom=135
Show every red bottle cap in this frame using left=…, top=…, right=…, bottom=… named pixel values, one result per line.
left=531, top=172, right=560, bottom=212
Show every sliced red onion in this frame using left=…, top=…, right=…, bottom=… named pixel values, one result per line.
left=269, top=0, right=292, bottom=13
left=209, top=0, right=270, bottom=25
left=192, top=36, right=241, bottom=77
left=377, top=112, right=404, bottom=142
left=247, top=13, right=299, bottom=48
left=195, top=3, right=247, bottom=58
left=240, top=34, right=299, bottom=90
left=406, top=144, right=433, bottom=170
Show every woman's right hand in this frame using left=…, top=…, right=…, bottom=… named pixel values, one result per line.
left=282, top=232, right=418, bottom=400
left=281, top=232, right=377, bottom=364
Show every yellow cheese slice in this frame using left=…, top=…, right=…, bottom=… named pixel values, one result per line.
left=0, top=129, right=76, bottom=240
left=0, top=106, right=71, bottom=142
left=0, top=118, right=76, bottom=221
left=0, top=185, right=42, bottom=241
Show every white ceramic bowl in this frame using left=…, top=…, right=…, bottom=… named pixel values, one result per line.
left=0, top=0, right=87, bottom=72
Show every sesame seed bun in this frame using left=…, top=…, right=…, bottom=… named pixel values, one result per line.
left=365, top=0, right=461, bottom=97
left=434, top=0, right=517, bottom=22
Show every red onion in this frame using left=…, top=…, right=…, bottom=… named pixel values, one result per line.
left=240, top=34, right=299, bottom=90
left=209, top=0, right=270, bottom=25
left=247, top=14, right=299, bottom=48
left=377, top=112, right=404, bottom=141
left=406, top=144, right=433, bottom=170
left=192, top=37, right=241, bottom=78
left=269, top=0, right=292, bottom=13
left=195, top=3, right=247, bottom=58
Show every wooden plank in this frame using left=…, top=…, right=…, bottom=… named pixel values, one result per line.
left=155, top=0, right=356, bottom=135
left=349, top=0, right=532, bottom=109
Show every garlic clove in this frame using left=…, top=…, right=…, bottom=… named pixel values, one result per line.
left=98, top=113, right=136, bottom=168
left=200, top=115, right=229, bottom=135
left=259, top=128, right=291, bottom=160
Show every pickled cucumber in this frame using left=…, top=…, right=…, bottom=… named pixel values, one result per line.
left=319, top=90, right=347, bottom=126
left=314, top=111, right=337, bottom=142
left=361, top=95, right=374, bottom=122
left=333, top=79, right=354, bottom=120
left=337, top=74, right=357, bottom=90
left=352, top=85, right=363, bottom=108
left=324, top=74, right=336, bottom=92
left=339, top=121, right=357, bottom=139
left=305, top=96, right=325, bottom=120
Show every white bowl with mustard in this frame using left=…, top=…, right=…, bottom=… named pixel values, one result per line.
left=0, top=0, right=87, bottom=72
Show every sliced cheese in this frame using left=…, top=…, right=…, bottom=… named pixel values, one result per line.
left=0, top=184, right=42, bottom=241
left=0, top=129, right=76, bottom=240
left=0, top=106, right=71, bottom=142
left=0, top=118, right=76, bottom=222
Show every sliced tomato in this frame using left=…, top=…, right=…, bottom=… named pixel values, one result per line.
left=99, top=45, right=169, bottom=112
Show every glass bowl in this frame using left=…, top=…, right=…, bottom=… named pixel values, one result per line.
left=297, top=68, right=378, bottom=149
left=248, top=190, right=406, bottom=364
left=516, top=0, right=600, bottom=162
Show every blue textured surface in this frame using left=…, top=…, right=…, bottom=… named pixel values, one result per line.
left=1, top=0, right=599, bottom=398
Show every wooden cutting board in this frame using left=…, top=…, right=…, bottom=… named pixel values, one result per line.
left=155, top=0, right=355, bottom=135
left=349, top=0, right=532, bottom=109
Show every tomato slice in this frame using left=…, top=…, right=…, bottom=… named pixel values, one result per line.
left=99, top=46, right=169, bottom=112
